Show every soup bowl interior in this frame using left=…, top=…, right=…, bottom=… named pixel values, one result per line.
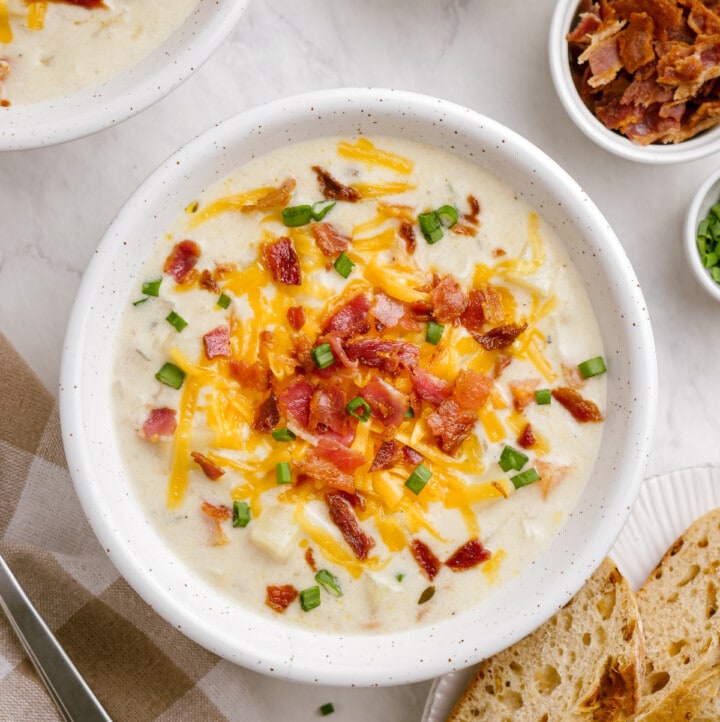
left=0, top=0, right=249, bottom=150
left=60, top=87, right=657, bottom=686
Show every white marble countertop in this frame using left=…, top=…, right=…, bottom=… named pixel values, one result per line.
left=2, top=0, right=720, bottom=719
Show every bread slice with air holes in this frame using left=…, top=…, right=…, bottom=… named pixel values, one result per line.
left=446, top=557, right=643, bottom=722
left=632, top=507, right=720, bottom=722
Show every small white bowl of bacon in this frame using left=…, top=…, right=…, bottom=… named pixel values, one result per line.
left=60, top=88, right=657, bottom=686
left=550, top=0, right=720, bottom=163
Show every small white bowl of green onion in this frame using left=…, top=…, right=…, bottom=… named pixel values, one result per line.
left=686, top=168, right=720, bottom=302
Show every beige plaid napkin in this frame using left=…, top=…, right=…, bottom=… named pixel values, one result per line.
left=0, top=333, right=269, bottom=721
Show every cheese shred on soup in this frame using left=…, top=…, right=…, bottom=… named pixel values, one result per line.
left=113, top=137, right=607, bottom=633
left=0, top=0, right=198, bottom=106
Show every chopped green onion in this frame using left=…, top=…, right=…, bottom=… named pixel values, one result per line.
left=155, top=362, right=185, bottom=389
left=510, top=468, right=540, bottom=489
left=425, top=320, right=444, bottom=345
left=312, top=200, right=336, bottom=221
left=499, top=445, right=529, bottom=472
left=217, top=293, right=231, bottom=309
left=404, top=406, right=415, bottom=418
left=142, top=278, right=162, bottom=297
left=405, top=463, right=432, bottom=495
left=713, top=266, right=720, bottom=283
left=232, top=501, right=251, bottom=528
left=165, top=310, right=188, bottom=332
left=535, top=388, right=552, bottom=405
left=299, top=585, right=321, bottom=612
left=132, top=297, right=149, bottom=307
left=311, top=342, right=335, bottom=370
left=697, top=199, right=720, bottom=287
left=275, top=461, right=292, bottom=485
left=281, top=204, right=313, bottom=227
left=333, top=252, right=355, bottom=279
left=418, top=586, right=435, bottom=604
left=578, top=356, right=607, bottom=379
left=272, top=427, right=296, bottom=442
left=185, top=200, right=199, bottom=214
left=346, top=396, right=371, bottom=422
left=418, top=211, right=443, bottom=244
left=315, top=569, right=343, bottom=596
left=396, top=573, right=405, bottom=582
left=319, top=702, right=335, bottom=716
left=435, top=204, right=459, bottom=228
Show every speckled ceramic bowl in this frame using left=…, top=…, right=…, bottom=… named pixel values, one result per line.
left=549, top=0, right=720, bottom=163
left=0, top=1, right=249, bottom=151
left=59, top=88, right=657, bottom=686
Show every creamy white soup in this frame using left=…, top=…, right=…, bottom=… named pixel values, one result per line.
left=113, top=136, right=607, bottom=633
left=0, top=0, right=198, bottom=106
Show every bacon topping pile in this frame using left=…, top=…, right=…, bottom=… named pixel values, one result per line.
left=568, top=0, right=720, bottom=144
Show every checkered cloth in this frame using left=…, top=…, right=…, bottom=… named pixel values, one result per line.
left=0, top=333, right=268, bottom=721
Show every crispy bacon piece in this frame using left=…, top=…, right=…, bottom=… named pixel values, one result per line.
left=410, top=367, right=452, bottom=406
left=324, top=332, right=357, bottom=370
left=229, top=359, right=271, bottom=391
left=201, top=500, right=232, bottom=520
left=403, top=445, right=423, bottom=465
left=426, top=399, right=477, bottom=456
left=517, top=423, right=536, bottom=450
left=198, top=269, right=220, bottom=293
left=266, top=584, right=299, bottom=613
left=164, top=240, right=200, bottom=283
left=241, top=178, right=296, bottom=213
left=371, top=292, right=406, bottom=330
left=536, top=459, right=571, bottom=499
left=278, top=378, right=314, bottom=428
left=561, top=362, right=586, bottom=389
left=509, top=378, right=540, bottom=412
left=191, top=451, right=225, bottom=480
left=287, top=305, right=306, bottom=331
left=298, top=445, right=359, bottom=494
left=473, top=322, right=528, bottom=351
left=312, top=165, right=361, bottom=202
left=305, top=547, right=317, bottom=572
left=309, top=384, right=347, bottom=436
left=314, top=439, right=366, bottom=473
left=326, top=493, right=375, bottom=560
left=399, top=221, right=417, bottom=255
left=577, top=19, right=626, bottom=88
left=369, top=440, right=403, bottom=471
left=430, top=275, right=468, bottom=323
left=253, top=391, right=280, bottom=433
left=493, top=354, right=513, bottom=378
left=464, top=194, right=481, bottom=225
left=321, top=293, right=371, bottom=339
left=618, top=12, right=654, bottom=73
left=312, top=222, right=350, bottom=256
left=411, top=539, right=441, bottom=581
left=361, top=376, right=408, bottom=439
left=445, top=539, right=491, bottom=571
left=460, top=290, right=486, bottom=333
left=263, top=237, right=301, bottom=285
left=552, top=387, right=605, bottom=422
left=453, top=370, right=492, bottom=411
left=140, top=407, right=177, bottom=441
left=203, top=325, right=231, bottom=359
left=344, top=339, right=420, bottom=373
left=58, top=0, right=107, bottom=8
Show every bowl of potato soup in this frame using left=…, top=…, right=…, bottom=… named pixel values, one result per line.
left=0, top=0, right=249, bottom=150
left=60, top=88, right=657, bottom=685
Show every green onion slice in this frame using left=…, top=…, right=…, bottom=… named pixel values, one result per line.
left=272, top=427, right=296, bottom=442
left=396, top=573, right=405, bottom=582
left=510, top=467, right=540, bottom=489
left=578, top=356, right=607, bottom=379
left=425, top=320, right=444, bottom=345
left=232, top=501, right=251, bottom=528
left=281, top=204, right=313, bottom=227
left=311, top=342, right=335, bottom=370
left=217, top=293, right=231, bottom=309
left=346, top=396, right=371, bottom=422
left=155, top=362, right=185, bottom=389
left=165, top=310, right=188, bottom=332
left=132, top=297, right=149, bottom=307
left=300, top=585, right=321, bottom=612
left=435, top=204, right=459, bottom=228
left=405, top=463, right=432, bottom=495
left=535, top=388, right=552, bottom=405
left=275, top=461, right=292, bottom=485
left=404, top=406, right=415, bottom=418
left=499, top=445, right=529, bottom=472
left=418, top=586, right=436, bottom=604
left=319, top=702, right=335, bottom=716
left=315, top=569, right=343, bottom=596
left=142, top=278, right=162, bottom=297
left=418, top=211, right=443, bottom=244
left=311, top=200, right=336, bottom=221
left=333, top=251, right=355, bottom=279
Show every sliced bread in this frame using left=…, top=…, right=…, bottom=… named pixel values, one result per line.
left=633, top=507, right=720, bottom=722
left=447, top=557, right=643, bottom=722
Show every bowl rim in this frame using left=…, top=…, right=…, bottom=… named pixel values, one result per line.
left=548, top=0, right=720, bottom=164
left=59, top=86, right=657, bottom=686
left=0, top=0, right=249, bottom=151
left=684, top=166, right=720, bottom=302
